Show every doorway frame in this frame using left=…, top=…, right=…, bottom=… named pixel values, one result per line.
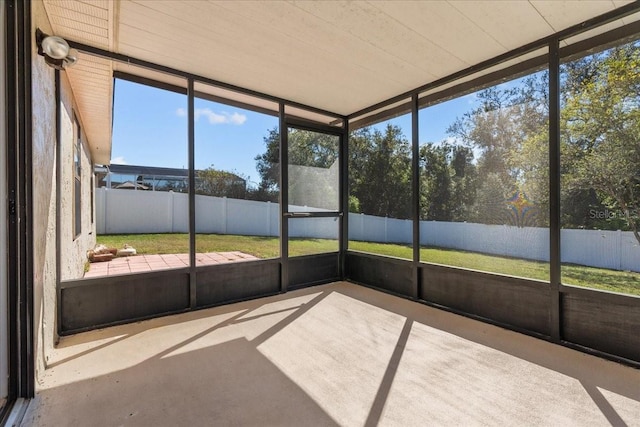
left=280, top=118, right=346, bottom=292
left=2, top=1, right=35, bottom=421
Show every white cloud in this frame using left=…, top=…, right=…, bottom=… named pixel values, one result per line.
left=111, top=156, right=128, bottom=165
left=226, top=112, right=247, bottom=125
left=175, top=107, right=247, bottom=125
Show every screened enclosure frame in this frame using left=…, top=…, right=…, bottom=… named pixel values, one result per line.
left=4, top=0, right=36, bottom=413
left=281, top=118, right=347, bottom=292
left=48, top=2, right=640, bottom=368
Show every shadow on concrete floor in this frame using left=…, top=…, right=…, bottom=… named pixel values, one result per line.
left=24, top=282, right=640, bottom=426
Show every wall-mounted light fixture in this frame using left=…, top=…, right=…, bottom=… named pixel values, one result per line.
left=36, top=29, right=78, bottom=70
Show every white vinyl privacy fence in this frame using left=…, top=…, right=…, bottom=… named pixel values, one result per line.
left=97, top=188, right=640, bottom=272
left=350, top=215, right=639, bottom=272
left=95, top=188, right=337, bottom=239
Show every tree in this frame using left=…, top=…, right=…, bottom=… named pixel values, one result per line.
left=244, top=186, right=279, bottom=203
left=471, top=172, right=513, bottom=225
left=195, top=165, right=247, bottom=199
left=251, top=40, right=640, bottom=238
left=446, top=73, right=549, bottom=226
left=510, top=130, right=549, bottom=227
left=255, top=127, right=340, bottom=209
left=561, top=42, right=640, bottom=243
left=561, top=188, right=611, bottom=230
left=444, top=40, right=640, bottom=236
left=349, top=125, right=412, bottom=218
left=419, top=143, right=452, bottom=221
left=448, top=86, right=523, bottom=187
left=287, top=129, right=340, bottom=210
left=449, top=145, right=477, bottom=222
left=254, top=123, right=413, bottom=218
left=254, top=127, right=281, bottom=194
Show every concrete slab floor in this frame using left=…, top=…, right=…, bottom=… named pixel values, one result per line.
left=21, top=282, right=640, bottom=426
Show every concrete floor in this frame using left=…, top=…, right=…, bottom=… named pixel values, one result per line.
left=22, top=282, right=640, bottom=426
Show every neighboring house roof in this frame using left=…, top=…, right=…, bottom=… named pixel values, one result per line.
left=115, top=181, right=150, bottom=190
left=99, top=164, right=245, bottom=184
left=107, top=164, right=189, bottom=178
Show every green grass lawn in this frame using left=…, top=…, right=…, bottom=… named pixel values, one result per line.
left=96, top=233, right=336, bottom=259
left=349, top=241, right=640, bottom=295
left=97, top=233, right=640, bottom=296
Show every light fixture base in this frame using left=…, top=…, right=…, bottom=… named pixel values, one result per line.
left=36, top=29, right=78, bottom=70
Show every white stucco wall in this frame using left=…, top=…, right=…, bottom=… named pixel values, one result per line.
left=59, top=73, right=96, bottom=282
left=31, top=0, right=96, bottom=384
left=31, top=0, right=57, bottom=382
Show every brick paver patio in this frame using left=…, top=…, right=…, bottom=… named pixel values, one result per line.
left=84, top=251, right=259, bottom=278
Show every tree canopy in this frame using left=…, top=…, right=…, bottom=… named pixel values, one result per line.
left=254, top=124, right=413, bottom=218
left=195, top=166, right=248, bottom=199
left=246, top=40, right=640, bottom=242
left=349, top=125, right=412, bottom=218
left=254, top=127, right=340, bottom=209
left=561, top=43, right=640, bottom=242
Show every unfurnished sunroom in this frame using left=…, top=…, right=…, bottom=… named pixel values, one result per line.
left=3, top=1, right=640, bottom=424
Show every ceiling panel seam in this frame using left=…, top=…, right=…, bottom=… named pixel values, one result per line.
left=213, top=1, right=430, bottom=88
left=348, top=1, right=640, bottom=119
left=289, top=1, right=458, bottom=78
left=367, top=0, right=474, bottom=67
left=446, top=2, right=510, bottom=52
left=528, top=0, right=558, bottom=34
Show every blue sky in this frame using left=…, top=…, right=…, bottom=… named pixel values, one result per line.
left=111, top=79, right=479, bottom=182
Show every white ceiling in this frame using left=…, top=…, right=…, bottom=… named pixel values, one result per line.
left=42, top=0, right=638, bottom=165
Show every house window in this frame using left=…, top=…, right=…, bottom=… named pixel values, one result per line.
left=74, top=116, right=81, bottom=238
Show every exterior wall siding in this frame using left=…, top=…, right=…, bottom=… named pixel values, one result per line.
left=31, top=0, right=57, bottom=380
left=59, top=73, right=96, bottom=282
left=31, top=0, right=97, bottom=379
